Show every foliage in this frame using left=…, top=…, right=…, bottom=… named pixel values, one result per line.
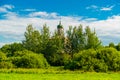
left=10, top=50, right=49, bottom=68
left=66, top=25, right=85, bottom=55
left=65, top=48, right=120, bottom=72
left=0, top=51, right=7, bottom=62
left=97, top=48, right=120, bottom=71
left=84, top=26, right=102, bottom=49
left=22, top=25, right=42, bottom=53
left=116, top=43, right=120, bottom=51
left=44, top=31, right=66, bottom=66
left=0, top=43, right=25, bottom=57
left=109, top=42, right=115, bottom=48
left=1, top=23, right=120, bottom=72
left=41, top=24, right=50, bottom=53
left=65, top=25, right=102, bottom=57
left=0, top=51, right=14, bottom=68
left=0, top=61, right=14, bottom=69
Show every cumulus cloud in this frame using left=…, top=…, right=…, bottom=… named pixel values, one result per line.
left=0, top=7, right=7, bottom=12
left=3, top=4, right=14, bottom=10
left=86, top=15, right=120, bottom=44
left=0, top=5, right=120, bottom=46
left=29, top=11, right=59, bottom=19
left=0, top=4, right=14, bottom=13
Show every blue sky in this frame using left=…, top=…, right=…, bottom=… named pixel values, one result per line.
left=1, top=0, right=120, bottom=19
left=0, top=0, right=120, bottom=46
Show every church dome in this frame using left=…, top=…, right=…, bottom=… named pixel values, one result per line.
left=57, top=21, right=63, bottom=28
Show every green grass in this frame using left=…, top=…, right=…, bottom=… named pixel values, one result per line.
left=0, top=68, right=120, bottom=80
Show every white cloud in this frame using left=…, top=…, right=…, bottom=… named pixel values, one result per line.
left=29, top=12, right=49, bottom=17
left=86, top=5, right=114, bottom=12
left=3, top=12, right=18, bottom=19
left=86, top=15, right=120, bottom=44
left=86, top=5, right=98, bottom=9
left=3, top=5, right=14, bottom=10
left=100, top=6, right=114, bottom=11
left=0, top=7, right=7, bottom=12
left=0, top=4, right=14, bottom=13
left=29, top=11, right=59, bottom=19
left=0, top=9, right=120, bottom=46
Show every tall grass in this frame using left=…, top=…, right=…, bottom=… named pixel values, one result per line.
left=0, top=67, right=120, bottom=80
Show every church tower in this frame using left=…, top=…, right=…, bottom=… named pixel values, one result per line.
left=57, top=21, right=64, bottom=36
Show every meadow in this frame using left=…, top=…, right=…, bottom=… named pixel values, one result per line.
left=0, top=68, right=120, bottom=80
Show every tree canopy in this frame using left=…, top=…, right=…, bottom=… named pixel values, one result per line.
left=0, top=23, right=120, bottom=72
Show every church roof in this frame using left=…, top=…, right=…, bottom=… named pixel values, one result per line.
left=57, top=21, right=63, bottom=28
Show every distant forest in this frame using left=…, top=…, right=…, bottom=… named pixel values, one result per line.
left=0, top=22, right=120, bottom=72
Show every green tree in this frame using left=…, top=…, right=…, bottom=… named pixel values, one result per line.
left=85, top=26, right=102, bottom=49
left=116, top=43, right=120, bottom=51
left=109, top=42, right=115, bottom=48
left=41, top=24, right=50, bottom=53
left=22, top=24, right=42, bottom=53
left=44, top=30, right=65, bottom=66
left=1, top=43, right=25, bottom=57
left=66, top=25, right=85, bottom=57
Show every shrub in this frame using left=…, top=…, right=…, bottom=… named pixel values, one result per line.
left=0, top=61, right=14, bottom=69
left=0, top=51, right=14, bottom=68
left=93, top=59, right=108, bottom=72
left=0, top=51, right=7, bottom=62
left=45, top=52, right=70, bottom=66
left=96, top=48, right=120, bottom=71
left=0, top=43, right=25, bottom=57
left=10, top=50, right=49, bottom=68
left=65, top=49, right=99, bottom=71
left=65, top=48, right=120, bottom=72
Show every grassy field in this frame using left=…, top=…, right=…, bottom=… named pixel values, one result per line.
left=0, top=68, right=120, bottom=80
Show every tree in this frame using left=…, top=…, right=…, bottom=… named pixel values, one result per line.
left=41, top=24, right=50, bottom=53
left=116, top=43, right=120, bottom=51
left=85, top=26, right=102, bottom=49
left=1, top=43, right=25, bottom=57
left=66, top=25, right=85, bottom=57
left=44, top=30, right=65, bottom=66
left=22, top=24, right=42, bottom=53
left=75, top=25, right=85, bottom=51
left=109, top=42, right=115, bottom=48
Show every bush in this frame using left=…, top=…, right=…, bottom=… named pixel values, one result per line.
left=65, top=49, right=99, bottom=71
left=0, top=51, right=7, bottom=61
left=93, top=59, right=108, bottom=72
left=0, top=51, right=14, bottom=68
left=0, top=43, right=25, bottom=57
left=96, top=48, right=120, bottom=71
left=64, top=48, right=120, bottom=72
left=0, top=61, right=14, bottom=69
left=45, top=52, right=70, bottom=66
left=10, top=50, right=49, bottom=68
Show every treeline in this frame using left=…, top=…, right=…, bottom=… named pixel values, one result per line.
left=0, top=23, right=120, bottom=72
